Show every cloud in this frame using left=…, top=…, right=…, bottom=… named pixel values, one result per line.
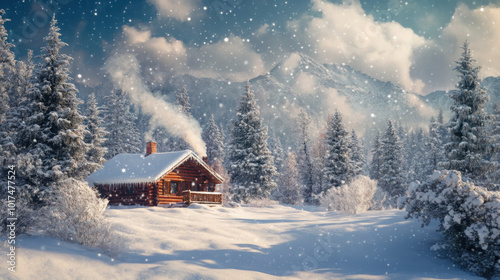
left=412, top=4, right=500, bottom=93
left=256, top=24, right=269, bottom=36
left=147, top=0, right=201, bottom=22
left=120, top=27, right=265, bottom=82
left=187, top=36, right=266, bottom=81
left=123, top=26, right=187, bottom=62
left=121, top=26, right=188, bottom=80
left=442, top=3, right=500, bottom=79
left=288, top=0, right=427, bottom=93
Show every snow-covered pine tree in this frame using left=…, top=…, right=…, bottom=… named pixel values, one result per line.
left=425, top=116, right=445, bottom=176
left=396, top=121, right=407, bottom=143
left=437, top=107, right=448, bottom=142
left=202, top=115, right=231, bottom=202
left=102, top=89, right=142, bottom=159
left=227, top=82, right=277, bottom=203
left=0, top=9, right=16, bottom=166
left=151, top=126, right=169, bottom=152
left=18, top=15, right=88, bottom=183
left=379, top=120, right=405, bottom=198
left=402, top=130, right=414, bottom=182
left=202, top=114, right=225, bottom=167
left=84, top=93, right=107, bottom=175
left=369, top=130, right=383, bottom=180
left=349, top=129, right=365, bottom=178
left=406, top=129, right=427, bottom=183
left=175, top=86, right=191, bottom=117
left=1, top=52, right=33, bottom=176
left=162, top=86, right=192, bottom=152
left=441, top=42, right=495, bottom=185
left=296, top=109, right=315, bottom=204
left=10, top=50, right=34, bottom=111
left=322, top=111, right=352, bottom=192
left=311, top=137, right=325, bottom=202
left=402, top=170, right=500, bottom=280
left=275, top=151, right=302, bottom=205
left=0, top=10, right=15, bottom=126
left=489, top=103, right=500, bottom=189
left=268, top=132, right=285, bottom=174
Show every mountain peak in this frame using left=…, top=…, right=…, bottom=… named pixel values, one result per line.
left=269, top=52, right=331, bottom=81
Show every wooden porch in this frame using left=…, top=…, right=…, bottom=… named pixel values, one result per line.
left=182, top=190, right=223, bottom=205
left=156, top=191, right=222, bottom=205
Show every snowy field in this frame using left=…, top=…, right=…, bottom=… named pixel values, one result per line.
left=2, top=205, right=484, bottom=280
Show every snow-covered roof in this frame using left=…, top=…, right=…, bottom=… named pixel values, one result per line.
left=86, top=150, right=223, bottom=185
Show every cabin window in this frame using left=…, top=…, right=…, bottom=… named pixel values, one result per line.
left=170, top=182, right=179, bottom=194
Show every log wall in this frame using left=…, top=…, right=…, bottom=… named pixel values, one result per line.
left=96, top=159, right=220, bottom=206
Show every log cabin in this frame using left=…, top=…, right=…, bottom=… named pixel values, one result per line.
left=86, top=141, right=224, bottom=206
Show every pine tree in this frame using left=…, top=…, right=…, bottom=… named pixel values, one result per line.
left=349, top=129, right=365, bottom=178
left=369, top=130, right=383, bottom=180
left=0, top=10, right=15, bottom=126
left=489, top=103, right=500, bottom=188
left=437, top=107, right=448, bottom=141
left=268, top=132, right=285, bottom=174
left=162, top=86, right=192, bottom=151
left=0, top=10, right=16, bottom=166
left=84, top=93, right=107, bottom=175
left=202, top=114, right=225, bottom=167
left=379, top=120, right=405, bottom=198
left=10, top=50, right=34, bottom=110
left=441, top=42, right=495, bottom=184
left=426, top=116, right=445, bottom=176
left=296, top=109, right=315, bottom=204
left=322, top=111, right=352, bottom=192
left=17, top=15, right=88, bottom=201
left=311, top=137, right=325, bottom=202
left=275, top=151, right=302, bottom=205
left=151, top=125, right=170, bottom=152
left=407, top=129, right=427, bottom=183
left=102, top=89, right=142, bottom=158
left=1, top=52, right=33, bottom=168
left=175, top=86, right=191, bottom=117
left=227, top=83, right=277, bottom=203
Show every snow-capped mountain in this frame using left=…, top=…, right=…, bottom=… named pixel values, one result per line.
left=155, top=53, right=434, bottom=145
left=80, top=53, right=499, bottom=146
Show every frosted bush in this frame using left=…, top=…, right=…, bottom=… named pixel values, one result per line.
left=401, top=170, right=500, bottom=280
left=43, top=179, right=121, bottom=256
left=320, top=176, right=377, bottom=214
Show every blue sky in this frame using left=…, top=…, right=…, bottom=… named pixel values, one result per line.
left=3, top=0, right=500, bottom=94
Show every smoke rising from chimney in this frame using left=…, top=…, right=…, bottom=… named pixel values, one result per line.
left=105, top=54, right=207, bottom=156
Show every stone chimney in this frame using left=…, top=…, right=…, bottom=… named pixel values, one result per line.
left=146, top=141, right=157, bottom=156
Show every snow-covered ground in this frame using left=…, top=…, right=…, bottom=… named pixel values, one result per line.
left=2, top=205, right=483, bottom=280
